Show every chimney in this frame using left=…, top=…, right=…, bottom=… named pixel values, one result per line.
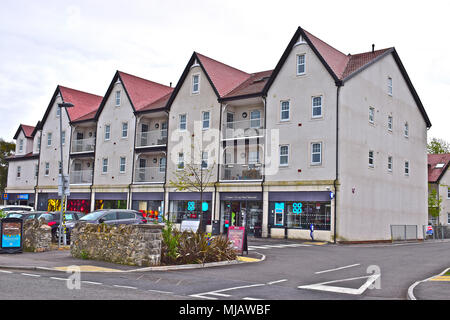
left=170, top=82, right=172, bottom=87
left=372, top=44, right=375, bottom=53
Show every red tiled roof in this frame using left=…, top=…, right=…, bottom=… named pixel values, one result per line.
left=139, top=91, right=173, bottom=112
left=342, top=48, right=392, bottom=79
left=222, top=70, right=273, bottom=99
left=20, top=124, right=35, bottom=138
left=428, top=153, right=450, bottom=183
left=59, top=86, right=103, bottom=122
left=195, top=53, right=251, bottom=97
left=6, top=152, right=38, bottom=161
left=118, top=71, right=173, bottom=112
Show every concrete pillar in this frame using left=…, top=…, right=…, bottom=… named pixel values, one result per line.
left=90, top=191, right=95, bottom=212
left=164, top=190, right=170, bottom=221
left=262, top=189, right=269, bottom=238
left=214, top=190, right=221, bottom=221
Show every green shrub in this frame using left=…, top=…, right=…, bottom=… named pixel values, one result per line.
left=0, top=210, right=6, bottom=219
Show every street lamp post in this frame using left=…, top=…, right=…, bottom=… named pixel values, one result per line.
left=57, top=102, right=74, bottom=248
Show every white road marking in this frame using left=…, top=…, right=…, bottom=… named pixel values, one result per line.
left=113, top=285, right=137, bottom=290
left=315, top=264, right=361, bottom=274
left=248, top=243, right=311, bottom=251
left=82, top=281, right=102, bottom=285
left=267, top=279, right=288, bottom=285
left=21, top=273, right=41, bottom=277
left=0, top=270, right=13, bottom=274
left=243, top=297, right=263, bottom=300
left=50, top=277, right=68, bottom=281
left=148, top=289, right=173, bottom=294
left=298, top=274, right=380, bottom=295
left=208, top=292, right=231, bottom=297
left=189, top=283, right=266, bottom=300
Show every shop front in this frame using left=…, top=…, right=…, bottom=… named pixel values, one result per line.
left=219, top=192, right=263, bottom=237
left=94, top=192, right=127, bottom=210
left=268, top=191, right=332, bottom=239
left=36, top=193, right=60, bottom=211
left=3, top=193, right=35, bottom=207
left=67, top=193, right=91, bottom=214
left=131, top=192, right=164, bottom=222
left=168, top=192, right=212, bottom=230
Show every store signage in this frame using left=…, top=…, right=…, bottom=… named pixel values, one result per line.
left=293, top=202, right=303, bottom=214
left=2, top=193, right=8, bottom=200
left=180, top=219, right=200, bottom=233
left=17, top=194, right=29, bottom=200
left=187, top=201, right=195, bottom=211
left=202, top=202, right=208, bottom=212
left=274, top=202, right=284, bottom=226
left=227, top=226, right=247, bottom=255
left=0, top=218, right=23, bottom=253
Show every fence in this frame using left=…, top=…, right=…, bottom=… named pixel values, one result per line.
left=422, top=225, right=450, bottom=240
left=390, top=225, right=418, bottom=241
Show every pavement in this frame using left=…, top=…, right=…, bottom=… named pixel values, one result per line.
left=408, top=267, right=450, bottom=300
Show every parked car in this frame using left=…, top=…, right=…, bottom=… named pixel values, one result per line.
left=5, top=212, right=39, bottom=220
left=0, top=205, right=34, bottom=215
left=48, top=211, right=84, bottom=243
left=65, top=209, right=147, bottom=243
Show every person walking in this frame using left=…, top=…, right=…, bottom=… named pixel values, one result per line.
left=309, top=223, right=314, bottom=241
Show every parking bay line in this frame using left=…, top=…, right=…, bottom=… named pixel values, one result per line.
left=315, top=264, right=361, bottom=274
left=21, top=273, right=41, bottom=278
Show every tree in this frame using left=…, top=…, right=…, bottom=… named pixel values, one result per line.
left=427, top=138, right=450, bottom=154
left=428, top=188, right=442, bottom=225
left=168, top=141, right=215, bottom=233
left=0, top=139, right=15, bottom=194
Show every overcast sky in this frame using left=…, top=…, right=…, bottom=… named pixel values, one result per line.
left=0, top=0, right=449, bottom=142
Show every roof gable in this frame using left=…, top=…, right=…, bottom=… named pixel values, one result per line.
left=13, top=124, right=35, bottom=140
left=428, top=153, right=450, bottom=183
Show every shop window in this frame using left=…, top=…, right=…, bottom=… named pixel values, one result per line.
left=269, top=201, right=331, bottom=231
left=169, top=200, right=211, bottom=225
left=48, top=199, right=61, bottom=211
left=95, top=200, right=127, bottom=210
left=67, top=199, right=90, bottom=213
left=132, top=200, right=164, bottom=222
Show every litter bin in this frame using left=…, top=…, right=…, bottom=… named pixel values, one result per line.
left=211, top=220, right=220, bottom=236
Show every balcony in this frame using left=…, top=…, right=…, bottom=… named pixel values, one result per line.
left=220, top=163, right=263, bottom=181
left=70, top=170, right=93, bottom=185
left=71, top=138, right=95, bottom=154
left=134, top=166, right=165, bottom=183
left=222, top=118, right=264, bottom=140
left=136, top=130, right=167, bottom=148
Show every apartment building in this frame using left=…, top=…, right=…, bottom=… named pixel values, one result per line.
left=428, top=154, right=450, bottom=225
left=5, top=26, right=431, bottom=242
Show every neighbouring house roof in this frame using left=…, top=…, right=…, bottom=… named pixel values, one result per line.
left=13, top=124, right=35, bottom=140
left=95, top=71, right=173, bottom=118
left=221, top=70, right=273, bottom=101
left=428, top=153, right=450, bottom=183
left=5, top=152, right=39, bottom=162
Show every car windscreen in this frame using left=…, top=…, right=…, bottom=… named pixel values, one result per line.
left=38, top=214, right=55, bottom=221
left=79, top=211, right=106, bottom=221
left=6, top=213, right=24, bottom=218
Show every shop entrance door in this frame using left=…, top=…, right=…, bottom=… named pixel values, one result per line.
left=222, top=201, right=262, bottom=237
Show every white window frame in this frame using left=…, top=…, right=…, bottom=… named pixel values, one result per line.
left=447, top=187, right=450, bottom=199
left=179, top=114, right=187, bottom=131
left=388, top=115, right=393, bottom=131
left=202, top=111, right=210, bottom=130
left=58, top=161, right=62, bottom=174
left=56, top=106, right=61, bottom=117
left=115, top=90, right=121, bottom=107
left=61, top=130, right=66, bottom=145
left=404, top=122, right=409, bottom=138
left=388, top=156, right=393, bottom=172
left=311, top=142, right=322, bottom=165
left=280, top=101, right=290, bottom=121
left=312, top=96, right=323, bottom=118
left=279, top=145, right=289, bottom=167
left=177, top=153, right=184, bottom=170
left=250, top=110, right=262, bottom=128
left=388, top=77, right=393, bottom=96
left=369, top=107, right=375, bottom=124
left=102, top=158, right=108, bottom=174
left=369, top=150, right=374, bottom=167
left=18, top=139, right=23, bottom=152
left=119, top=157, right=126, bottom=173
left=447, top=213, right=450, bottom=225
left=297, top=54, right=306, bottom=75
left=404, top=161, right=410, bottom=176
left=47, top=132, right=52, bottom=146
left=248, top=150, right=259, bottom=164
left=201, top=151, right=208, bottom=169
left=192, top=74, right=200, bottom=94
left=122, top=122, right=128, bottom=138
left=104, top=125, right=111, bottom=141
left=37, top=136, right=41, bottom=152
left=16, top=166, right=21, bottom=178
left=45, top=162, right=50, bottom=176
left=159, top=157, right=166, bottom=173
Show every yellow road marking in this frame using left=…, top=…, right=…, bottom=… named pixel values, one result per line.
left=237, top=256, right=261, bottom=262
left=53, top=265, right=121, bottom=272
left=303, top=242, right=327, bottom=246
left=430, top=276, right=450, bottom=282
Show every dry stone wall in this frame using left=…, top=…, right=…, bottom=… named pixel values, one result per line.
left=23, top=218, right=52, bottom=252
left=70, top=223, right=163, bottom=267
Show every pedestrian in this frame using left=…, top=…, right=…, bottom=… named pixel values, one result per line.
left=309, top=223, right=314, bottom=241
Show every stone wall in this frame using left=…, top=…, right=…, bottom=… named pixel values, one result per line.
left=70, top=223, right=163, bottom=267
left=23, top=218, right=52, bottom=252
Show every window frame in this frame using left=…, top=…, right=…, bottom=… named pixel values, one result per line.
left=179, top=114, right=187, bottom=131
left=202, top=111, right=210, bottom=130
left=159, top=157, right=166, bottom=173
left=121, top=122, right=128, bottom=138
left=177, top=153, right=184, bottom=170
left=388, top=115, right=393, bottom=131
left=369, top=107, right=375, bottom=124
left=192, top=74, right=200, bottom=94
left=369, top=150, right=375, bottom=168
left=45, top=162, right=50, bottom=176
left=311, top=142, right=322, bottom=165
left=115, top=90, right=121, bottom=107
left=404, top=122, right=409, bottom=138
left=201, top=151, right=208, bottom=169
left=312, top=96, right=323, bottom=118
left=388, top=156, right=393, bottom=172
left=404, top=160, right=410, bottom=176
left=388, top=77, right=393, bottom=96
left=104, top=124, right=111, bottom=141
left=279, top=145, right=289, bottom=167
left=280, top=101, right=290, bottom=122
left=18, top=139, right=23, bottom=152
left=119, top=157, right=126, bottom=173
left=102, top=158, right=108, bottom=174
left=47, top=132, right=52, bottom=147
left=16, top=166, right=21, bottom=178
left=297, top=54, right=306, bottom=76
left=61, top=130, right=66, bottom=145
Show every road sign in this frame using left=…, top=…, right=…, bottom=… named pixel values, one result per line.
left=58, top=174, right=70, bottom=196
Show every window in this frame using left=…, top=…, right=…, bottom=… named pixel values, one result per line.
left=58, top=161, right=62, bottom=174
left=312, top=96, right=322, bottom=118
left=388, top=156, right=393, bottom=172
left=249, top=151, right=259, bottom=164
left=369, top=151, right=374, bottom=167
left=178, top=153, right=184, bottom=170
left=250, top=110, right=261, bottom=128
left=280, top=145, right=289, bottom=166
left=281, top=101, right=290, bottom=121
left=61, top=131, right=66, bottom=145
left=45, top=163, right=50, bottom=176
left=447, top=187, right=450, bottom=199
left=448, top=213, right=450, bottom=225
left=202, top=111, right=210, bottom=130
left=104, top=125, right=111, bottom=140
left=369, top=107, right=375, bottom=123
left=115, top=91, right=121, bottom=106
left=18, top=139, right=23, bottom=152
left=388, top=116, right=393, bottom=131
left=119, top=157, right=126, bottom=173
left=192, top=74, right=200, bottom=93
left=388, top=77, right=393, bottom=95
left=311, top=143, right=322, bottom=165
left=179, top=114, right=187, bottom=131
left=297, top=54, right=306, bottom=75
left=35, top=164, right=38, bottom=178
left=404, top=161, right=409, bottom=176
left=404, top=122, right=409, bottom=137
left=37, top=137, right=41, bottom=152
left=159, top=157, right=166, bottom=173
left=122, top=122, right=128, bottom=138
left=102, top=158, right=108, bottom=173
left=201, top=151, right=208, bottom=169
left=56, top=107, right=61, bottom=117
left=118, top=212, right=135, bottom=220
left=17, top=166, right=21, bottom=178
left=47, top=133, right=52, bottom=146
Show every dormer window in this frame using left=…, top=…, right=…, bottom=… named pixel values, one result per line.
left=192, top=74, right=200, bottom=94
left=435, top=163, right=445, bottom=169
left=18, top=139, right=23, bottom=152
